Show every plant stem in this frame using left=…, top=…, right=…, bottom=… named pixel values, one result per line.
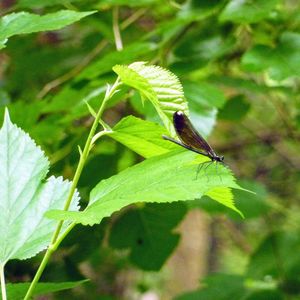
left=0, top=265, right=7, bottom=300
left=24, top=78, right=120, bottom=300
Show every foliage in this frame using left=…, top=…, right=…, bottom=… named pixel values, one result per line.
left=0, top=10, right=95, bottom=49
left=1, top=280, right=88, bottom=300
left=0, top=111, right=79, bottom=264
left=0, top=0, right=299, bottom=299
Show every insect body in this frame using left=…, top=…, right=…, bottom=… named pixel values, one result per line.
left=163, top=111, right=224, bottom=163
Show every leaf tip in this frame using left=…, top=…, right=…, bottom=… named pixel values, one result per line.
left=4, top=107, right=10, bottom=119
left=3, top=107, right=12, bottom=127
left=235, top=207, right=245, bottom=219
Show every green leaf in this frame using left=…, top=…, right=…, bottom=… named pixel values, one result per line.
left=110, top=115, right=177, bottom=158
left=98, top=0, right=159, bottom=6
left=241, top=32, right=300, bottom=80
left=183, top=81, right=226, bottom=109
left=78, top=153, right=118, bottom=189
left=245, top=290, right=283, bottom=300
left=179, top=0, right=224, bottom=20
left=172, top=34, right=235, bottom=74
left=113, top=62, right=188, bottom=135
left=16, top=0, right=82, bottom=9
left=174, top=274, right=246, bottom=300
left=61, top=223, right=106, bottom=263
left=218, top=95, right=250, bottom=121
left=219, top=0, right=280, bottom=23
left=46, top=150, right=243, bottom=226
left=175, top=273, right=283, bottom=300
left=0, top=10, right=95, bottom=50
left=232, top=180, right=270, bottom=219
left=209, top=75, right=288, bottom=94
left=0, top=101, right=43, bottom=132
left=78, top=43, right=156, bottom=81
left=195, top=180, right=268, bottom=219
left=43, top=79, right=107, bottom=113
left=205, top=187, right=238, bottom=214
left=109, top=202, right=187, bottom=270
left=247, top=231, right=300, bottom=280
left=2, top=280, right=88, bottom=300
left=0, top=110, right=79, bottom=265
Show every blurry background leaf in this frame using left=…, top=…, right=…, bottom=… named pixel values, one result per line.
left=183, top=81, right=226, bottom=109
left=247, top=231, right=300, bottom=280
left=218, top=95, right=250, bottom=122
left=77, top=43, right=156, bottom=81
left=0, top=10, right=95, bottom=49
left=3, top=280, right=88, bottom=300
left=241, top=32, right=300, bottom=80
left=174, top=274, right=246, bottom=300
left=15, top=0, right=83, bottom=9
left=219, top=0, right=280, bottom=23
left=109, top=202, right=187, bottom=270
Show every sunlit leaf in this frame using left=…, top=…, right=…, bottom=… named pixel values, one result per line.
left=109, top=115, right=177, bottom=158
left=46, top=150, right=244, bottom=226
left=193, top=180, right=268, bottom=220
left=113, top=62, right=188, bottom=135
left=0, top=110, right=79, bottom=265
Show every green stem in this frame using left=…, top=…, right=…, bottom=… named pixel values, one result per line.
left=24, top=78, right=120, bottom=300
left=0, top=264, right=7, bottom=300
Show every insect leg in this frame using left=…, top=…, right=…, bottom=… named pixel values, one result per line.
left=215, top=162, right=223, bottom=183
left=203, top=161, right=212, bottom=182
left=196, top=162, right=205, bottom=180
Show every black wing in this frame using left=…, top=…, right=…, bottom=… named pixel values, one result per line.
left=173, top=111, right=216, bottom=157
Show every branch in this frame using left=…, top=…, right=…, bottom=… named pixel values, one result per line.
left=113, top=6, right=123, bottom=51
left=37, top=8, right=146, bottom=99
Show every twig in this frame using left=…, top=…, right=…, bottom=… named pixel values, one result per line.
left=113, top=6, right=123, bottom=51
left=37, top=8, right=146, bottom=99
left=120, top=8, right=147, bottom=29
left=37, top=40, right=107, bottom=99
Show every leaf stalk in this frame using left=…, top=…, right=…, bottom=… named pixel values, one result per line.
left=0, top=264, right=7, bottom=300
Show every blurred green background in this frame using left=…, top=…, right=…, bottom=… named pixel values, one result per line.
left=1, top=0, right=300, bottom=299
